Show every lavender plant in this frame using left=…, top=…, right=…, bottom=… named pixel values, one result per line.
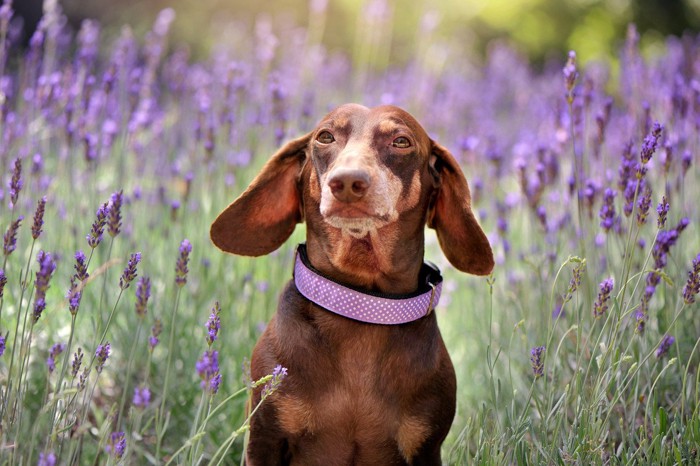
left=0, top=3, right=696, bottom=465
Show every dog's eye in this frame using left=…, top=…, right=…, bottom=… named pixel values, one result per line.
left=316, top=131, right=335, bottom=144
left=392, top=137, right=411, bottom=148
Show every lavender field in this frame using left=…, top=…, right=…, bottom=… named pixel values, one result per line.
left=0, top=2, right=699, bottom=464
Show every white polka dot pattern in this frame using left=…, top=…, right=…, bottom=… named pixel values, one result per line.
left=293, top=253, right=442, bottom=325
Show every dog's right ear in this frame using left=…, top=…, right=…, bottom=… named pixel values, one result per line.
left=210, top=132, right=312, bottom=256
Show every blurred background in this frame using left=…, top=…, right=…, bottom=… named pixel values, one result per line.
left=9, top=0, right=700, bottom=67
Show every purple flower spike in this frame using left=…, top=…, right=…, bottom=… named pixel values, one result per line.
left=8, top=158, right=22, bottom=208
left=67, top=251, right=90, bottom=316
left=562, top=51, right=578, bottom=103
left=107, top=190, right=123, bottom=237
left=74, top=251, right=89, bottom=282
left=655, top=335, right=675, bottom=359
left=656, top=196, right=669, bottom=229
left=196, top=349, right=221, bottom=394
left=119, top=252, right=141, bottom=290
left=31, top=196, right=47, bottom=240
left=32, top=251, right=56, bottom=323
left=133, top=385, right=151, bottom=408
left=0, top=268, right=6, bottom=298
left=530, top=346, right=545, bottom=379
left=682, top=253, right=700, bottom=305
left=149, top=318, right=162, bottom=351
left=46, top=342, right=66, bottom=373
left=95, top=342, right=111, bottom=373
left=636, top=186, right=652, bottom=226
left=86, top=203, right=108, bottom=249
left=593, top=278, right=614, bottom=319
left=105, top=431, right=126, bottom=459
left=0, top=334, right=6, bottom=356
left=135, top=276, right=151, bottom=317
left=634, top=310, right=646, bottom=334
left=640, top=122, right=663, bottom=165
left=599, top=188, right=616, bottom=232
left=3, top=216, right=23, bottom=256
left=206, top=301, right=221, bottom=345
left=71, top=348, right=84, bottom=377
left=175, top=239, right=192, bottom=287
left=261, top=364, right=289, bottom=400
left=37, top=452, right=57, bottom=466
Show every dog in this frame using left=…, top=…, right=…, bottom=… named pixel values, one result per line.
left=211, top=104, right=493, bottom=465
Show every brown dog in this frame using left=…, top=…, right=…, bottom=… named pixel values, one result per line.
left=211, top=104, right=493, bottom=465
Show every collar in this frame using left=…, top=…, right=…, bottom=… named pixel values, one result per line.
left=293, top=244, right=443, bottom=325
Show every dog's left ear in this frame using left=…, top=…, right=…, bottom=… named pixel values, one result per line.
left=210, top=132, right=312, bottom=256
left=427, top=141, right=494, bottom=275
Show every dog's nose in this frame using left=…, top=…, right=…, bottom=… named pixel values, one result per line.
left=328, top=168, right=371, bottom=202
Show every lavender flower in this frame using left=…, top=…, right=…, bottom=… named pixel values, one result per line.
left=46, top=342, right=66, bottom=373
left=71, top=348, right=83, bottom=377
left=655, top=335, right=675, bottom=359
left=622, top=179, right=640, bottom=217
left=196, top=349, right=221, bottom=394
left=681, top=150, right=692, bottom=176
left=617, top=141, right=635, bottom=192
left=31, top=196, right=46, bottom=239
left=175, top=239, right=192, bottom=287
left=640, top=122, right=663, bottom=165
left=149, top=318, right=162, bottom=351
left=0, top=0, right=12, bottom=27
left=634, top=310, right=646, bottom=334
left=107, top=190, right=123, bottom=237
left=682, top=253, right=700, bottom=304
left=636, top=186, right=652, bottom=226
left=0, top=268, right=6, bottom=298
left=133, top=385, right=151, bottom=408
left=564, top=259, right=586, bottom=303
left=599, top=188, right=616, bottom=232
left=261, top=364, right=288, bottom=399
left=105, top=431, right=126, bottom=459
left=78, top=367, right=89, bottom=391
left=119, top=252, right=141, bottom=290
left=37, top=452, right=56, bottom=466
left=3, top=216, right=23, bottom=256
left=562, top=51, right=578, bottom=104
left=656, top=196, right=669, bottom=229
left=530, top=346, right=545, bottom=379
left=67, top=251, right=89, bottom=315
left=74, top=250, right=89, bottom=282
left=8, top=157, right=22, bottom=208
left=86, top=203, right=108, bottom=248
left=593, top=278, right=614, bottom=319
left=206, top=301, right=221, bottom=346
left=95, top=342, right=111, bottom=373
left=0, top=334, right=5, bottom=356
left=135, top=276, right=151, bottom=318
left=32, top=251, right=56, bottom=323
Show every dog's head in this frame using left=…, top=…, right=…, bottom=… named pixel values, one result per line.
left=211, top=104, right=493, bottom=276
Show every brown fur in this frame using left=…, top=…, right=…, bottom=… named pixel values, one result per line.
left=211, top=104, right=494, bottom=465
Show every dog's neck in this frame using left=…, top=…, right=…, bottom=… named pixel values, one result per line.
left=304, top=225, right=426, bottom=295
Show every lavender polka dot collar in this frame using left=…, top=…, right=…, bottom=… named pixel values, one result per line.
left=293, top=244, right=443, bottom=325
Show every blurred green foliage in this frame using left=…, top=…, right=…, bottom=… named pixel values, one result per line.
left=13, top=0, right=700, bottom=66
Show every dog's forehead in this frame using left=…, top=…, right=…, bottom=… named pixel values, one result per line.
left=319, top=104, right=429, bottom=139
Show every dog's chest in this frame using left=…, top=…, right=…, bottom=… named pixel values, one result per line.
left=273, top=306, right=438, bottom=462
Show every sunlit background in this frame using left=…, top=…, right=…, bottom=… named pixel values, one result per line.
left=11, top=0, right=700, bottom=66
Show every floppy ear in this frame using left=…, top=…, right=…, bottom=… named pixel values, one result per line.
left=427, top=141, right=494, bottom=275
left=210, top=133, right=312, bottom=256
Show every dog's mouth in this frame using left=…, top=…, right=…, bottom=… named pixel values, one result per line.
left=322, top=211, right=394, bottom=239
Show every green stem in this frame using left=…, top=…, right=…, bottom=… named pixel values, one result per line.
left=116, top=320, right=144, bottom=430
left=156, top=286, right=183, bottom=461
